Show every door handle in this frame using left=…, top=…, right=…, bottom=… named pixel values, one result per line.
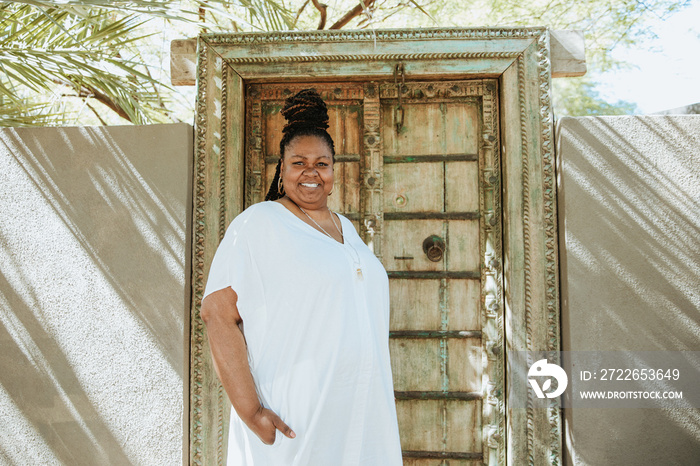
left=422, top=235, right=445, bottom=262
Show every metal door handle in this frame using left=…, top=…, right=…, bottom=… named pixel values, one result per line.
left=422, top=235, right=445, bottom=262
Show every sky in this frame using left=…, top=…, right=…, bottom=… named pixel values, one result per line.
left=596, top=0, right=700, bottom=113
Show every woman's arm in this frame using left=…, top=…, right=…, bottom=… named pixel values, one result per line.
left=200, top=287, right=296, bottom=445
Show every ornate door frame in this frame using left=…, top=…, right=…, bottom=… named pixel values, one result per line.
left=190, top=28, right=561, bottom=465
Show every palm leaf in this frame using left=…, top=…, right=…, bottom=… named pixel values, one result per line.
left=1, top=0, right=306, bottom=126
left=1, top=4, right=171, bottom=126
left=405, top=0, right=436, bottom=24
left=0, top=100, right=72, bottom=126
left=12, top=0, right=296, bottom=30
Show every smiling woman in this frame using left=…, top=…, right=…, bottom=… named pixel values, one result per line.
left=276, top=134, right=345, bottom=243
left=199, top=89, right=403, bottom=465
left=264, top=89, right=343, bottom=242
left=282, top=138, right=334, bottom=206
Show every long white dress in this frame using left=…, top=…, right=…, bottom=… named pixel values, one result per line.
left=203, top=201, right=403, bottom=466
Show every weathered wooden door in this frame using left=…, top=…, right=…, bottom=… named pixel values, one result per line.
left=243, top=79, right=504, bottom=464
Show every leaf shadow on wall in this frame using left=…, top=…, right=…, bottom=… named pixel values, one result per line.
left=557, top=116, right=700, bottom=466
left=0, top=125, right=192, bottom=464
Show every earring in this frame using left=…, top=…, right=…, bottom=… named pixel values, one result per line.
left=277, top=176, right=285, bottom=195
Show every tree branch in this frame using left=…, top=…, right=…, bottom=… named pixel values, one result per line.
left=83, top=89, right=132, bottom=122
left=293, top=0, right=310, bottom=28
left=198, top=1, right=208, bottom=34
left=310, top=0, right=327, bottom=29
left=329, top=0, right=376, bottom=29
left=54, top=77, right=134, bottom=122
left=86, top=102, right=109, bottom=126
left=60, top=80, right=133, bottom=123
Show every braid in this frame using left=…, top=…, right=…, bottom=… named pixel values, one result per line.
left=265, top=159, right=282, bottom=201
left=266, top=89, right=335, bottom=201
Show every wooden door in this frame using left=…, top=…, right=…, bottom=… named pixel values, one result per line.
left=244, top=79, right=504, bottom=465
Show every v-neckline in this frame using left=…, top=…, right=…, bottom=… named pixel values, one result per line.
left=270, top=200, right=345, bottom=245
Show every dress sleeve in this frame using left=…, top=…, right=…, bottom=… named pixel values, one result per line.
left=202, top=209, right=263, bottom=322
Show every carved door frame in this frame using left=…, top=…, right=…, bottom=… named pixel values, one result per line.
left=190, top=28, right=561, bottom=465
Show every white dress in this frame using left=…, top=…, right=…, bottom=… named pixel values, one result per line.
left=203, top=201, right=403, bottom=466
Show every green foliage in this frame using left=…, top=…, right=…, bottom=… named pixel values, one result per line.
left=1, top=4, right=171, bottom=125
left=1, top=0, right=298, bottom=126
left=470, top=0, right=691, bottom=70
left=552, top=78, right=640, bottom=117
left=0, top=0, right=692, bottom=126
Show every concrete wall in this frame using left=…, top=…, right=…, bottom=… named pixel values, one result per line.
left=557, top=116, right=700, bottom=465
left=0, top=124, right=192, bottom=465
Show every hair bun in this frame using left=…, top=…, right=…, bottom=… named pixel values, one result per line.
left=266, top=89, right=336, bottom=201
left=280, top=89, right=329, bottom=134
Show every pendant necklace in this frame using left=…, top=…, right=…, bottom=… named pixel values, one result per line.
left=297, top=204, right=364, bottom=280
left=328, top=210, right=364, bottom=280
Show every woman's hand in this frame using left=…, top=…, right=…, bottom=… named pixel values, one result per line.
left=249, top=406, right=296, bottom=445
left=201, top=289, right=295, bottom=446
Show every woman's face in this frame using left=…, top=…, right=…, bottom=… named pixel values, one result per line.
left=280, top=134, right=334, bottom=211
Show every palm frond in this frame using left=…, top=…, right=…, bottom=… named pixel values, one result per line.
left=0, top=101, right=71, bottom=127
left=1, top=5, right=171, bottom=126
left=12, top=0, right=296, bottom=30
left=404, top=0, right=436, bottom=24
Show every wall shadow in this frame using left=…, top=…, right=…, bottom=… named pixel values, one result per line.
left=0, top=125, right=192, bottom=464
left=557, top=116, right=700, bottom=465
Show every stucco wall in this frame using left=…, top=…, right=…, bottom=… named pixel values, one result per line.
left=0, top=124, right=192, bottom=465
left=557, top=116, right=700, bottom=465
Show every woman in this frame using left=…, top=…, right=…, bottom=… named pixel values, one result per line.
left=200, top=89, right=402, bottom=465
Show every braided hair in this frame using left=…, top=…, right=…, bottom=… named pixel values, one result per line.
left=265, top=89, right=336, bottom=201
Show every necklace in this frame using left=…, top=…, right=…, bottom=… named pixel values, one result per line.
left=344, top=240, right=364, bottom=280
left=298, top=205, right=342, bottom=242
left=328, top=209, right=344, bottom=239
left=297, top=205, right=364, bottom=280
